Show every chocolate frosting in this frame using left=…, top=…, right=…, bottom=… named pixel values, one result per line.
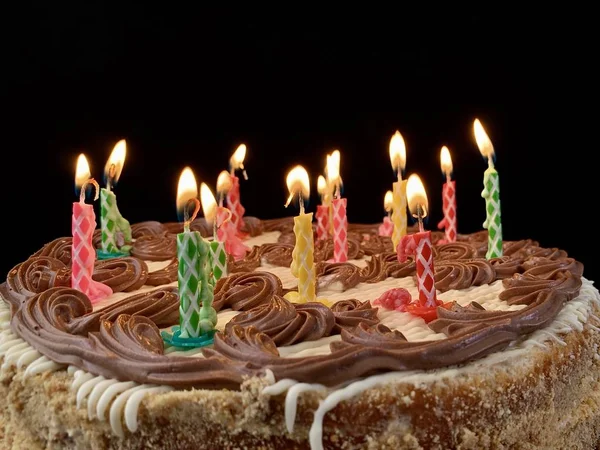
left=146, top=259, right=179, bottom=285
left=330, top=299, right=379, bottom=333
left=32, top=237, right=73, bottom=266
left=226, top=295, right=335, bottom=346
left=227, top=250, right=262, bottom=273
left=316, top=262, right=361, bottom=291
left=262, top=217, right=294, bottom=233
left=314, top=238, right=364, bottom=262
left=241, top=216, right=264, bottom=237
left=435, top=242, right=478, bottom=261
left=131, top=221, right=168, bottom=238
left=131, top=234, right=177, bottom=261
left=0, top=221, right=587, bottom=389
left=258, top=243, right=294, bottom=267
left=93, top=257, right=149, bottom=293
left=360, top=235, right=394, bottom=256
left=213, top=272, right=283, bottom=312
left=434, top=259, right=496, bottom=292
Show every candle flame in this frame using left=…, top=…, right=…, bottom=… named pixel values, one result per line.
left=440, top=146, right=453, bottom=176
left=326, top=150, right=341, bottom=185
left=384, top=190, right=393, bottom=212
left=200, top=182, right=218, bottom=225
left=317, top=175, right=327, bottom=195
left=389, top=131, right=406, bottom=172
left=284, top=165, right=310, bottom=207
left=406, top=174, right=429, bottom=219
left=230, top=143, right=247, bottom=171
left=176, top=167, right=199, bottom=220
left=473, top=119, right=495, bottom=161
left=216, top=170, right=233, bottom=195
left=75, top=153, right=91, bottom=190
left=104, top=139, right=127, bottom=186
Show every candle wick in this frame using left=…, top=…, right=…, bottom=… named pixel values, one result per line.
left=487, top=155, right=495, bottom=169
left=446, top=172, right=451, bottom=184
left=397, top=167, right=402, bottom=181
left=417, top=204, right=424, bottom=233
left=299, top=196, right=305, bottom=215
left=183, top=198, right=201, bottom=233
left=240, top=164, right=248, bottom=180
left=79, top=178, right=100, bottom=203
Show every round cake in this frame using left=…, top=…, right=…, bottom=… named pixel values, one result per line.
left=1, top=217, right=599, bottom=449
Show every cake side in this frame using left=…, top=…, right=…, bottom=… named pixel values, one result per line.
left=2, top=309, right=600, bottom=449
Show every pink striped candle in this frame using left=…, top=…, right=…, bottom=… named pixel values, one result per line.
left=397, top=230, right=437, bottom=307
left=437, top=146, right=457, bottom=244
left=225, top=175, right=246, bottom=233
left=315, top=204, right=330, bottom=241
left=332, top=197, right=348, bottom=262
left=71, top=176, right=112, bottom=303
left=216, top=206, right=248, bottom=261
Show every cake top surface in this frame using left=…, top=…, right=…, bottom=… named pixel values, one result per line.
left=0, top=216, right=587, bottom=389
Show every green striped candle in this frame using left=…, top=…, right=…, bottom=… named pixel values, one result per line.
left=209, top=240, right=228, bottom=284
left=197, top=237, right=218, bottom=333
left=177, top=230, right=203, bottom=338
left=100, top=188, right=132, bottom=256
left=482, top=166, right=503, bottom=259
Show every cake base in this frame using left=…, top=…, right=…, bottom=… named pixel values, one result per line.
left=2, top=315, right=600, bottom=450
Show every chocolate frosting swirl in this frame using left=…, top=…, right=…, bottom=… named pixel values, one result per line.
left=6, top=256, right=70, bottom=300
left=227, top=250, right=262, bottom=273
left=316, top=262, right=361, bottom=292
left=314, top=238, right=364, bottom=262
left=258, top=243, right=294, bottom=267
left=382, top=252, right=416, bottom=278
left=241, top=216, right=264, bottom=237
left=261, top=217, right=294, bottom=233
left=359, top=255, right=388, bottom=283
left=277, top=231, right=297, bottom=245
left=93, top=257, right=149, bottom=293
left=330, top=299, right=379, bottom=333
left=434, top=259, right=496, bottom=292
left=32, top=238, right=73, bottom=266
left=131, top=221, right=168, bottom=238
left=225, top=295, right=335, bottom=346
left=490, top=256, right=524, bottom=279
left=146, top=259, right=179, bottom=285
left=360, top=235, right=394, bottom=256
left=435, top=242, right=478, bottom=261
left=131, top=234, right=177, bottom=261
left=213, top=272, right=283, bottom=311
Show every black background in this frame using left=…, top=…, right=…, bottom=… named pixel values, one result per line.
left=1, top=8, right=596, bottom=281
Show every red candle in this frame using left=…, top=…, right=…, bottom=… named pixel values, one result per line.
left=437, top=146, right=457, bottom=244
left=397, top=174, right=437, bottom=307
left=332, top=198, right=348, bottom=262
left=72, top=155, right=112, bottom=303
left=315, top=204, right=330, bottom=241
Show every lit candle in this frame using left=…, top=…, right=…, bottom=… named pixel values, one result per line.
left=378, top=190, right=394, bottom=237
left=327, top=150, right=348, bottom=262
left=98, top=139, right=132, bottom=259
left=164, top=167, right=217, bottom=347
left=437, top=146, right=457, bottom=244
left=315, top=175, right=329, bottom=241
left=284, top=165, right=316, bottom=303
left=397, top=174, right=438, bottom=308
left=474, top=119, right=503, bottom=259
left=200, top=182, right=228, bottom=283
left=389, top=131, right=408, bottom=250
left=226, top=143, right=248, bottom=232
left=216, top=170, right=233, bottom=207
left=212, top=173, right=249, bottom=261
left=72, top=154, right=112, bottom=303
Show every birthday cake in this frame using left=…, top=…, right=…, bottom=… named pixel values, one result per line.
left=2, top=131, right=600, bottom=450
left=1, top=215, right=600, bottom=450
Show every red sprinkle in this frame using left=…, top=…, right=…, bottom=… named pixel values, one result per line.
left=373, top=288, right=412, bottom=311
